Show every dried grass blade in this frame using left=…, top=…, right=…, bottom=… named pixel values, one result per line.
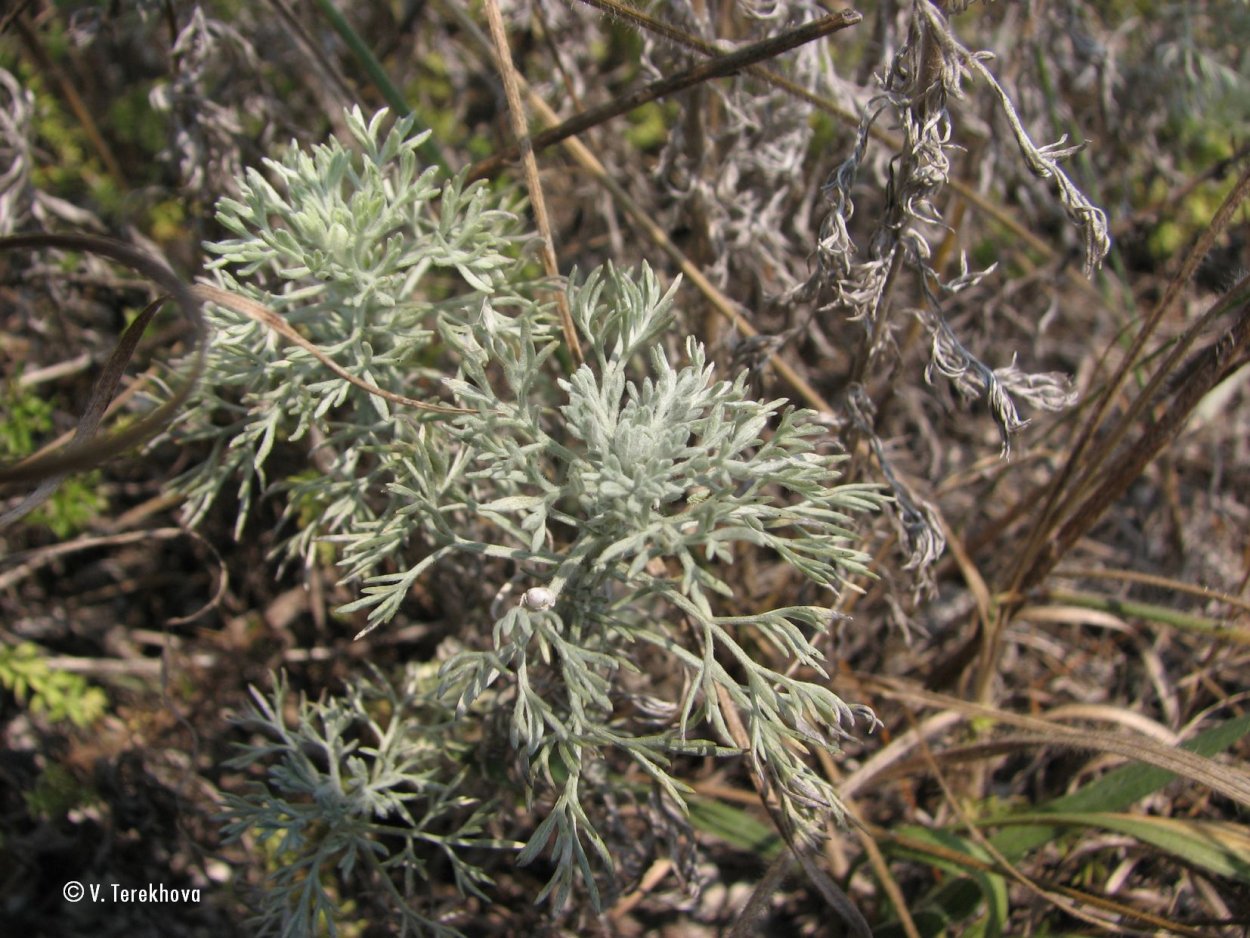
left=0, top=233, right=205, bottom=495
left=0, top=295, right=162, bottom=530
left=867, top=676, right=1250, bottom=809
left=192, top=284, right=477, bottom=415
left=468, top=8, right=863, bottom=181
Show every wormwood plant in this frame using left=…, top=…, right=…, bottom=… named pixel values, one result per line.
left=220, top=665, right=507, bottom=937
left=182, top=106, right=885, bottom=929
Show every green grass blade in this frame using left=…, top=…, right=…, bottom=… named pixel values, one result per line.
left=998, top=812, right=1250, bottom=884
left=876, top=712, right=1250, bottom=933
left=308, top=0, right=447, bottom=170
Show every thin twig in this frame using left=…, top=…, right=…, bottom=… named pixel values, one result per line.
left=13, top=13, right=127, bottom=187
left=862, top=674, right=1250, bottom=809
left=442, top=0, right=831, bottom=412
left=262, top=0, right=356, bottom=134
left=1050, top=299, right=1250, bottom=565
left=572, top=0, right=1108, bottom=309
left=468, top=9, right=863, bottom=181
left=481, top=0, right=583, bottom=368
left=193, top=284, right=477, bottom=415
left=1051, top=566, right=1250, bottom=616
left=0, top=233, right=206, bottom=491
left=903, top=702, right=1181, bottom=934
left=1, top=297, right=162, bottom=529
left=1008, top=162, right=1250, bottom=598
left=307, top=0, right=446, bottom=170
left=814, top=745, right=922, bottom=938
left=0, top=527, right=187, bottom=592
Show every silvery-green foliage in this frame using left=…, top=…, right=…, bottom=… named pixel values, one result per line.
left=346, top=261, right=885, bottom=906
left=191, top=107, right=885, bottom=918
left=171, top=104, right=541, bottom=568
left=221, top=666, right=514, bottom=938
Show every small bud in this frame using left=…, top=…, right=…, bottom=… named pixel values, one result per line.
left=521, top=586, right=556, bottom=611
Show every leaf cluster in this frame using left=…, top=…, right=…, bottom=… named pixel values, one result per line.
left=221, top=666, right=514, bottom=938
left=0, top=641, right=107, bottom=728
left=193, top=107, right=886, bottom=921
left=172, top=105, right=541, bottom=561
